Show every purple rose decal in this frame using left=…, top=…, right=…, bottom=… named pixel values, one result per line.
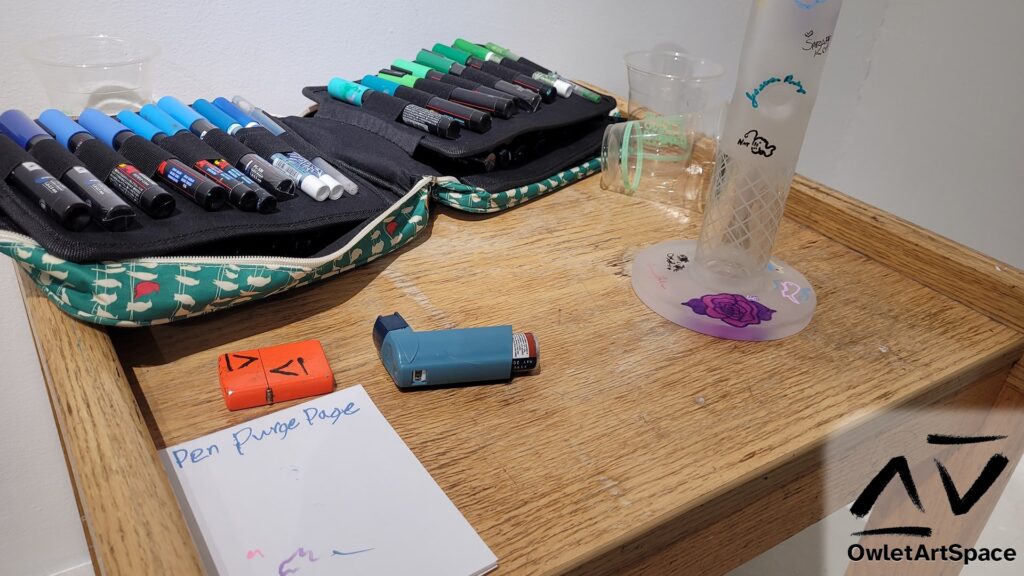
left=683, top=293, right=776, bottom=328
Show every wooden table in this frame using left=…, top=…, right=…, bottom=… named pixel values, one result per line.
left=16, top=168, right=1024, bottom=574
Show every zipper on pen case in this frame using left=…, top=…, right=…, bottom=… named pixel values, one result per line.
left=0, top=176, right=453, bottom=267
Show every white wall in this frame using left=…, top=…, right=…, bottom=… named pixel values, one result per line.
left=0, top=1, right=1021, bottom=574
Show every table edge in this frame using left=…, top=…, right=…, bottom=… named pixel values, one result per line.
left=15, top=172, right=1024, bottom=576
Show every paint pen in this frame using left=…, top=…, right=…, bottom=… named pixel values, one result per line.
left=485, top=41, right=601, bottom=103
left=77, top=110, right=225, bottom=210
left=212, top=98, right=339, bottom=201
left=1, top=110, right=136, bottom=230
left=451, top=39, right=556, bottom=103
left=0, top=133, right=90, bottom=231
left=327, top=77, right=461, bottom=139
left=193, top=99, right=325, bottom=201
left=413, top=67, right=520, bottom=109
left=156, top=96, right=295, bottom=199
left=40, top=109, right=177, bottom=219
left=465, top=45, right=572, bottom=96
left=231, top=96, right=360, bottom=197
left=361, top=74, right=492, bottom=134
left=137, top=104, right=273, bottom=213
left=219, top=96, right=348, bottom=197
left=384, top=66, right=516, bottom=119
left=422, top=46, right=541, bottom=112
left=389, top=58, right=516, bottom=120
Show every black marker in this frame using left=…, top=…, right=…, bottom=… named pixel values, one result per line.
left=76, top=110, right=226, bottom=210
left=38, top=109, right=176, bottom=219
left=361, top=75, right=491, bottom=133
left=327, top=77, right=461, bottom=139
left=2, top=110, right=137, bottom=230
left=418, top=48, right=541, bottom=112
left=414, top=68, right=522, bottom=108
left=0, top=133, right=90, bottom=231
left=445, top=42, right=556, bottom=102
left=383, top=61, right=515, bottom=119
left=137, top=105, right=273, bottom=213
left=156, top=96, right=295, bottom=199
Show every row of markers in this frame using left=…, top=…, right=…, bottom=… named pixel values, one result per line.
left=326, top=39, right=603, bottom=141
left=0, top=97, right=357, bottom=232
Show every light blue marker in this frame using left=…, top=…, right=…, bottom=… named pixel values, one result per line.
left=213, top=97, right=344, bottom=199
left=193, top=99, right=328, bottom=201
left=231, top=95, right=359, bottom=196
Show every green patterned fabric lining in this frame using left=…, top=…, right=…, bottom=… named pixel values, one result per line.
left=0, top=188, right=430, bottom=327
left=0, top=158, right=600, bottom=326
left=431, top=158, right=601, bottom=213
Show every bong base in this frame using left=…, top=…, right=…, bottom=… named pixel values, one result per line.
left=631, top=240, right=816, bottom=341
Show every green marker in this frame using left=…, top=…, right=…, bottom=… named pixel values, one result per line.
left=446, top=41, right=556, bottom=103
left=454, top=38, right=501, bottom=63
left=483, top=41, right=603, bottom=103
left=417, top=47, right=542, bottom=111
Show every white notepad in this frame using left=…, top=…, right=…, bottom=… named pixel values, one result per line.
left=161, top=385, right=497, bottom=576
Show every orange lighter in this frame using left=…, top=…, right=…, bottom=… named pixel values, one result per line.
left=218, top=340, right=335, bottom=411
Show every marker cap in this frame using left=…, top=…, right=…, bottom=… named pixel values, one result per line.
left=0, top=110, right=50, bottom=149
left=416, top=51, right=457, bottom=75
left=327, top=78, right=369, bottom=106
left=411, top=51, right=452, bottom=76
left=361, top=75, right=400, bottom=95
left=193, top=99, right=242, bottom=133
left=432, top=43, right=471, bottom=66
left=485, top=42, right=520, bottom=61
left=213, top=97, right=258, bottom=127
left=230, top=96, right=286, bottom=135
left=376, top=72, right=418, bottom=90
left=139, top=103, right=188, bottom=136
left=157, top=96, right=205, bottom=131
left=78, top=108, right=132, bottom=148
left=115, top=111, right=166, bottom=142
left=453, top=38, right=495, bottom=62
left=393, top=58, right=433, bottom=79
left=37, top=109, right=90, bottom=149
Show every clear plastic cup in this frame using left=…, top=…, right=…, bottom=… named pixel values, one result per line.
left=600, top=113, right=717, bottom=211
left=24, top=34, right=160, bottom=115
left=624, top=51, right=725, bottom=119
left=602, top=52, right=725, bottom=211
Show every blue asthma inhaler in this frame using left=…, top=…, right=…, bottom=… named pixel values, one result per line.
left=373, top=312, right=539, bottom=390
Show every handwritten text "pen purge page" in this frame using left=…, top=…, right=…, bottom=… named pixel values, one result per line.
left=162, top=385, right=496, bottom=576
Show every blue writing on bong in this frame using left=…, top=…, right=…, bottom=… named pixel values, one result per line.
left=793, top=0, right=828, bottom=10
left=746, top=75, right=807, bottom=108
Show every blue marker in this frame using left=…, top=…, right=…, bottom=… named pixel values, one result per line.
left=373, top=312, right=539, bottom=390
left=231, top=95, right=359, bottom=196
left=212, top=97, right=345, bottom=199
left=83, top=110, right=225, bottom=211
left=157, top=96, right=294, bottom=197
left=134, top=105, right=269, bottom=212
left=193, top=99, right=327, bottom=201
left=1, top=109, right=136, bottom=229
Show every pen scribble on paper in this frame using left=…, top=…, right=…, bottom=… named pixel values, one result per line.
left=278, top=547, right=318, bottom=576
left=332, top=548, right=374, bottom=556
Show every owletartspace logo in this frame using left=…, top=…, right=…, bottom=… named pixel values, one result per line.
left=846, top=433, right=1019, bottom=568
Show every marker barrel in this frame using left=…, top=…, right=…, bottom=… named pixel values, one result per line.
left=0, top=134, right=90, bottom=230
left=154, top=158, right=227, bottom=210
left=75, top=109, right=179, bottom=218
left=0, top=110, right=136, bottom=230
left=423, top=69, right=519, bottom=104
